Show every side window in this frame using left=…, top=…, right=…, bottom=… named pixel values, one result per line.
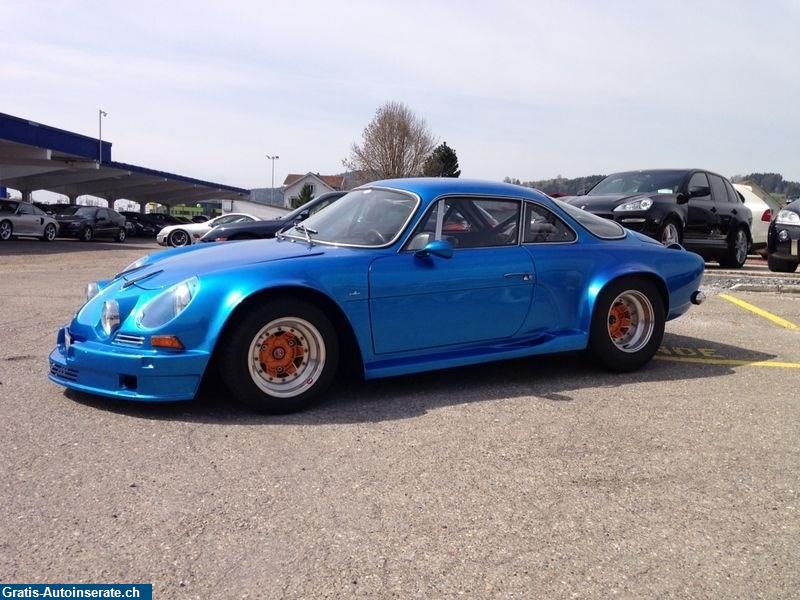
left=524, top=203, right=576, bottom=243
left=406, top=198, right=520, bottom=250
left=97, top=209, right=109, bottom=220
left=17, top=203, right=34, bottom=215
left=309, top=198, right=335, bottom=215
left=724, top=180, right=740, bottom=203
left=32, top=206, right=45, bottom=216
left=708, top=175, right=728, bottom=204
left=687, top=172, right=710, bottom=196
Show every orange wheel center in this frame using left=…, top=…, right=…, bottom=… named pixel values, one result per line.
left=608, top=302, right=632, bottom=340
left=259, top=331, right=305, bottom=378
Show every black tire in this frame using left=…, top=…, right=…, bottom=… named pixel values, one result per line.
left=40, top=223, right=57, bottom=242
left=0, top=219, right=12, bottom=241
left=219, top=298, right=339, bottom=414
left=116, top=227, right=126, bottom=243
left=656, top=218, right=682, bottom=246
left=718, top=226, right=749, bottom=269
left=588, top=277, right=665, bottom=372
left=169, top=229, right=190, bottom=247
left=767, top=254, right=799, bottom=273
left=81, top=227, right=93, bottom=242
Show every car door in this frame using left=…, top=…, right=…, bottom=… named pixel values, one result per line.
left=684, top=172, right=719, bottom=245
left=368, top=197, right=534, bottom=354
left=708, top=174, right=733, bottom=243
left=30, top=205, right=49, bottom=235
left=14, top=202, right=39, bottom=234
left=719, top=178, right=745, bottom=239
left=95, top=208, right=112, bottom=236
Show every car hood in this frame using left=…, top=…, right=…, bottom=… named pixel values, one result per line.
left=122, top=238, right=331, bottom=290
left=563, top=193, right=657, bottom=212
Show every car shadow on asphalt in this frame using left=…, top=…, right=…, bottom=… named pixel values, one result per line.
left=63, top=331, right=777, bottom=424
left=0, top=239, right=158, bottom=255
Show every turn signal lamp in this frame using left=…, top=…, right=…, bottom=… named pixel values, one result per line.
left=150, top=335, right=184, bottom=350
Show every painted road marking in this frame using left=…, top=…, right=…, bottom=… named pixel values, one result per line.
left=655, top=356, right=800, bottom=369
left=719, top=293, right=800, bottom=331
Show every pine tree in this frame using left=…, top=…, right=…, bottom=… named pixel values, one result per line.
left=291, top=183, right=315, bottom=208
left=423, top=142, right=461, bottom=177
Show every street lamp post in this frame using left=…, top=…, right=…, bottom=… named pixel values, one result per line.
left=98, top=109, right=108, bottom=163
left=266, top=155, right=279, bottom=205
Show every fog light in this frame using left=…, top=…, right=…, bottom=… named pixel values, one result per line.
left=778, top=229, right=790, bottom=242
left=101, top=300, right=120, bottom=335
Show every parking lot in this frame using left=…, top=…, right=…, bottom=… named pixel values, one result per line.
left=1, top=240, right=799, bottom=598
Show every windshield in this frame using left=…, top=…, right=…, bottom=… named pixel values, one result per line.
left=283, top=188, right=418, bottom=247
left=556, top=200, right=626, bottom=239
left=589, top=171, right=686, bottom=196
left=0, top=201, right=19, bottom=214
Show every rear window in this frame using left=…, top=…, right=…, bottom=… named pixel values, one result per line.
left=556, top=200, right=626, bottom=239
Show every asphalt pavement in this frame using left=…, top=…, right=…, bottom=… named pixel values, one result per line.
left=1, top=239, right=798, bottom=598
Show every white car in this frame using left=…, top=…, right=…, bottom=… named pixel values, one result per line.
left=733, top=183, right=781, bottom=251
left=157, top=213, right=259, bottom=247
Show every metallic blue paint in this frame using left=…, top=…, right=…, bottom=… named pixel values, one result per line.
left=49, top=178, right=704, bottom=402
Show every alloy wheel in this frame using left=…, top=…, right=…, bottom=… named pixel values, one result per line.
left=660, top=223, right=679, bottom=246
left=735, top=230, right=748, bottom=264
left=247, top=317, right=326, bottom=398
left=45, top=224, right=56, bottom=241
left=607, top=290, right=656, bottom=353
left=0, top=221, right=11, bottom=240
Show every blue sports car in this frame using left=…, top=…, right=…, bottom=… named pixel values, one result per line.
left=49, top=179, right=705, bottom=413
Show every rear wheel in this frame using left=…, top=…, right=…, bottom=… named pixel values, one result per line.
left=589, top=277, right=665, bottom=372
left=719, top=227, right=749, bottom=268
left=767, top=254, right=799, bottom=273
left=0, top=220, right=13, bottom=241
left=40, top=223, right=57, bottom=242
left=169, top=229, right=189, bottom=246
left=116, top=227, right=126, bottom=242
left=220, top=299, right=339, bottom=414
left=81, top=227, right=93, bottom=242
left=657, top=219, right=682, bottom=246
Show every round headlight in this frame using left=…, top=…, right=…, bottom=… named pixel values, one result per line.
left=137, top=277, right=198, bottom=329
left=101, top=300, right=120, bottom=335
left=86, top=281, right=100, bottom=302
left=639, top=198, right=653, bottom=210
left=776, top=210, right=800, bottom=225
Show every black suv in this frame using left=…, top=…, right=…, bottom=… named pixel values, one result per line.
left=565, top=169, right=753, bottom=268
left=55, top=206, right=128, bottom=242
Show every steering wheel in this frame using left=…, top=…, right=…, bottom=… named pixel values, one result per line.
left=364, top=229, right=388, bottom=245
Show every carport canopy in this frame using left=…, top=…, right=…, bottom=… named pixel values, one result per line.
left=0, top=112, right=249, bottom=210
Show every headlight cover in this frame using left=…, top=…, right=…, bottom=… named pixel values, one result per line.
left=614, top=198, right=654, bottom=212
left=136, top=277, right=199, bottom=329
left=86, top=281, right=100, bottom=302
left=101, top=300, right=120, bottom=335
left=776, top=210, right=800, bottom=225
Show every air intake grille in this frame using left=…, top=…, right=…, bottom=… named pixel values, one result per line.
left=50, top=364, right=78, bottom=381
left=114, top=333, right=145, bottom=347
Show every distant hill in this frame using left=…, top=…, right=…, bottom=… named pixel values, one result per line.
left=504, top=175, right=606, bottom=196
left=731, top=173, right=800, bottom=200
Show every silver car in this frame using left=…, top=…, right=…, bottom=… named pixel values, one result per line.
left=0, top=199, right=60, bottom=242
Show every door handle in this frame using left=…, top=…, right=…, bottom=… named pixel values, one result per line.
left=504, top=272, right=533, bottom=281
left=732, top=209, right=738, bottom=215
left=710, top=207, right=717, bottom=213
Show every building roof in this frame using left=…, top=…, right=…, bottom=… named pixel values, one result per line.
left=283, top=172, right=345, bottom=190
left=0, top=111, right=249, bottom=206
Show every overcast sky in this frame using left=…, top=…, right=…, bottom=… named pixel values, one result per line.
left=2, top=0, right=799, bottom=192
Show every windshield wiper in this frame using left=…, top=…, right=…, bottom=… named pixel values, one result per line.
left=294, top=223, right=318, bottom=245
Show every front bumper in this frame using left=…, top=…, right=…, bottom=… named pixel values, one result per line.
left=769, top=223, right=800, bottom=261
left=156, top=233, right=169, bottom=246
left=48, top=327, right=209, bottom=402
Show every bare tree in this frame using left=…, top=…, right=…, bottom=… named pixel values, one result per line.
left=344, top=101, right=437, bottom=183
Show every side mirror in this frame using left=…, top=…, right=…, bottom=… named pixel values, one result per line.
left=298, top=210, right=310, bottom=221
left=415, top=239, right=454, bottom=259
left=689, top=186, right=710, bottom=198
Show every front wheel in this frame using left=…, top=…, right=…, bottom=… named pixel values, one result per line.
left=589, top=277, right=665, bottom=372
left=219, top=299, right=339, bottom=414
left=767, top=254, right=799, bottom=273
left=0, top=220, right=12, bottom=241
left=657, top=219, right=682, bottom=246
left=116, top=227, right=126, bottom=242
left=41, top=223, right=57, bottom=242
left=719, top=227, right=749, bottom=268
left=81, top=227, right=93, bottom=242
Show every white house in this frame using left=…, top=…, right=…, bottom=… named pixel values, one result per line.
left=282, top=173, right=346, bottom=208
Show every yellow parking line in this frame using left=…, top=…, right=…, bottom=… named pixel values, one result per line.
left=655, top=356, right=800, bottom=369
left=718, top=293, right=800, bottom=331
